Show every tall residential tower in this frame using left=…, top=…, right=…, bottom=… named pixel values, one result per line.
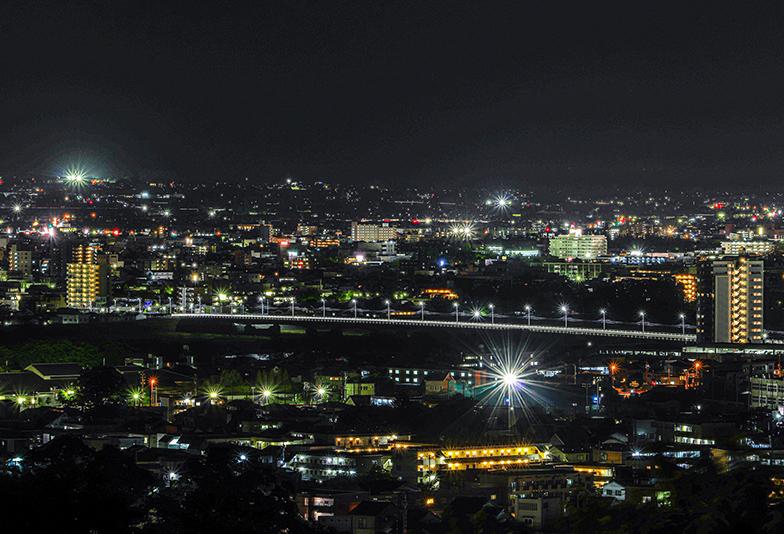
left=697, top=256, right=764, bottom=344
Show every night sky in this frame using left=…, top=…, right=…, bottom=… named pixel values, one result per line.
left=2, top=1, right=784, bottom=187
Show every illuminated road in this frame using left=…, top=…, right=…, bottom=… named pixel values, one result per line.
left=171, top=313, right=695, bottom=342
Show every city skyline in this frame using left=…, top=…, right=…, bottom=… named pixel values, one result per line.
left=4, top=3, right=784, bottom=533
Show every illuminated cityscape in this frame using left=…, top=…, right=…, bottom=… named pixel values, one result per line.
left=2, top=3, right=784, bottom=533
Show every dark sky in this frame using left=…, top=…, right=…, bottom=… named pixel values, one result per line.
left=2, top=1, right=784, bottom=187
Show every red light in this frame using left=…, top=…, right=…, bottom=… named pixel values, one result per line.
left=112, top=228, right=120, bottom=236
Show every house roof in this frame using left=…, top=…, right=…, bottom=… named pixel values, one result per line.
left=349, top=500, right=396, bottom=516
left=0, top=371, right=49, bottom=393
left=26, top=363, right=82, bottom=380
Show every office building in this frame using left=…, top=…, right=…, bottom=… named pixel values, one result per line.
left=350, top=222, right=398, bottom=242
left=548, top=230, right=607, bottom=260
left=697, top=257, right=764, bottom=344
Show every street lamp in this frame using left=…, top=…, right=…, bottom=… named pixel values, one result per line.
left=489, top=304, right=495, bottom=324
left=609, top=362, right=618, bottom=384
left=290, top=298, right=295, bottom=317
left=639, top=311, right=646, bottom=332
left=420, top=301, right=425, bottom=321
left=561, top=305, right=569, bottom=328
left=453, top=302, right=459, bottom=323
left=385, top=299, right=391, bottom=320
left=321, top=298, right=326, bottom=318
left=352, top=299, right=357, bottom=318
left=524, top=304, right=531, bottom=326
left=679, top=313, right=685, bottom=335
left=472, top=309, right=481, bottom=320
left=600, top=308, right=607, bottom=330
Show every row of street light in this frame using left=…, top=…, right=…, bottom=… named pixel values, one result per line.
left=251, top=296, right=688, bottom=333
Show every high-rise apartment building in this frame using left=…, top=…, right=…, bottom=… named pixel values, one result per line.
left=350, top=222, right=398, bottom=242
left=697, top=257, right=764, bottom=344
left=548, top=229, right=607, bottom=260
left=66, top=244, right=110, bottom=309
left=8, top=244, right=32, bottom=275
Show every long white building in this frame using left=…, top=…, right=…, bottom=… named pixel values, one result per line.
left=350, top=222, right=398, bottom=242
left=548, top=230, right=607, bottom=260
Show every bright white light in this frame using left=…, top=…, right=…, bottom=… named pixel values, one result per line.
left=13, top=204, right=21, bottom=213
left=64, top=165, right=89, bottom=187
left=449, top=222, right=476, bottom=241
left=493, top=194, right=511, bottom=209
left=502, top=372, right=519, bottom=387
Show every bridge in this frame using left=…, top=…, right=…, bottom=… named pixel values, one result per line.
left=171, top=313, right=696, bottom=342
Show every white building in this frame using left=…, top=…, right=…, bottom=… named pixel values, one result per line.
left=712, top=257, right=764, bottom=344
left=750, top=376, right=784, bottom=409
left=548, top=229, right=607, bottom=260
left=721, top=240, right=775, bottom=256
left=600, top=481, right=626, bottom=501
left=350, top=222, right=398, bottom=242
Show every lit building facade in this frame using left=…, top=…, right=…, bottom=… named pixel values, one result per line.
left=721, top=240, right=775, bottom=256
left=674, top=272, right=697, bottom=302
left=544, top=261, right=603, bottom=282
left=750, top=375, right=784, bottom=409
left=700, top=257, right=765, bottom=344
left=8, top=244, right=32, bottom=275
left=548, top=230, right=607, bottom=260
left=350, top=222, right=398, bottom=242
left=66, top=244, right=109, bottom=309
left=416, top=444, right=547, bottom=484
